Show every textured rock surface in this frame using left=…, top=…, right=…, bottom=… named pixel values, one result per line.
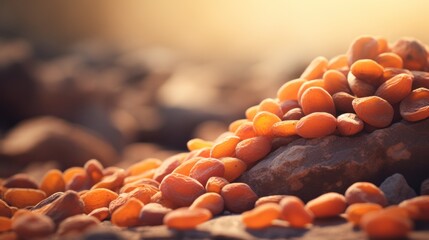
left=239, top=119, right=429, bottom=201
left=0, top=117, right=118, bottom=177
left=380, top=173, right=417, bottom=205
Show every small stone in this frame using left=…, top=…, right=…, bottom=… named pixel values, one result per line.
left=379, top=173, right=416, bottom=205
left=421, top=178, right=429, bottom=195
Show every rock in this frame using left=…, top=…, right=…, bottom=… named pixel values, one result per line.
left=379, top=173, right=416, bottom=205
left=421, top=178, right=429, bottom=195
left=239, top=119, right=429, bottom=202
left=0, top=117, right=118, bottom=177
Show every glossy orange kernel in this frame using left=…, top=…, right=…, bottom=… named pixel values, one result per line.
left=255, top=195, right=288, bottom=207
left=399, top=196, right=429, bottom=220
left=91, top=169, right=125, bottom=192
left=187, top=138, right=214, bottom=152
left=252, top=111, right=281, bottom=136
left=300, top=87, right=336, bottom=115
left=327, top=54, right=348, bottom=70
left=205, top=176, right=229, bottom=193
left=210, top=135, right=241, bottom=158
left=234, top=121, right=257, bottom=140
left=277, top=79, right=307, bottom=101
left=172, top=157, right=201, bottom=176
left=347, top=36, right=379, bottom=65
left=305, top=192, right=347, bottom=218
left=391, top=38, right=428, bottom=71
left=153, top=153, right=184, bottom=183
left=228, top=119, right=248, bottom=133
left=221, top=183, right=258, bottom=213
left=271, top=120, right=298, bottom=137
left=126, top=158, right=162, bottom=176
left=376, top=36, right=389, bottom=53
left=258, top=98, right=283, bottom=118
left=376, top=52, right=403, bottom=68
left=280, top=196, right=314, bottom=228
left=345, top=203, right=383, bottom=225
left=88, top=207, right=110, bottom=221
left=221, top=157, right=247, bottom=182
left=39, top=169, right=66, bottom=197
left=300, top=56, right=328, bottom=80
left=4, top=188, right=46, bottom=208
left=80, top=188, right=118, bottom=214
left=0, top=216, right=12, bottom=232
left=323, top=69, right=349, bottom=95
left=375, top=73, right=413, bottom=104
left=345, top=182, right=388, bottom=206
left=296, top=112, right=337, bottom=139
left=336, top=113, right=364, bottom=136
left=297, top=79, right=325, bottom=103
left=400, top=87, right=429, bottom=122
left=382, top=67, right=412, bottom=82
left=63, top=167, right=85, bottom=185
left=189, top=158, right=225, bottom=186
left=159, top=173, right=205, bottom=208
left=241, top=203, right=280, bottom=229
left=164, top=207, right=212, bottom=230
left=350, top=59, right=384, bottom=83
left=84, top=159, right=104, bottom=184
left=360, top=207, right=413, bottom=239
left=190, top=192, right=224, bottom=216
left=111, top=197, right=144, bottom=227
left=235, top=136, right=272, bottom=165
left=352, top=96, right=394, bottom=128
left=245, top=105, right=258, bottom=121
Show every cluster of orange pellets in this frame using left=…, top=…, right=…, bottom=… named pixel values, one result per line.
left=1, top=35, right=429, bottom=239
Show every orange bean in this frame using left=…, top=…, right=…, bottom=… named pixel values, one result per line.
left=280, top=196, right=314, bottom=228
left=328, top=54, right=349, bottom=70
left=382, top=67, right=412, bottom=83
left=0, top=199, right=12, bottom=218
left=279, top=100, right=300, bottom=115
left=187, top=138, right=213, bottom=152
left=411, top=70, right=429, bottom=89
left=258, top=98, right=283, bottom=118
left=323, top=69, right=350, bottom=95
left=234, top=121, right=257, bottom=140
left=399, top=196, right=429, bottom=220
left=345, top=182, right=387, bottom=206
left=350, top=59, right=384, bottom=84
left=245, top=105, right=258, bottom=121
left=300, top=56, right=328, bottom=80
left=360, top=207, right=413, bottom=239
left=235, top=136, right=272, bottom=165
left=63, top=167, right=85, bottom=185
left=91, top=169, right=125, bottom=192
left=159, top=173, right=205, bottom=208
left=277, top=79, right=307, bottom=101
left=0, top=216, right=12, bottom=232
left=190, top=192, right=224, bottom=216
left=80, top=188, right=118, bottom=214
left=352, top=96, right=394, bottom=128
left=300, top=87, right=336, bottom=115
left=221, top=157, right=247, bottom=182
left=345, top=203, right=382, bottom=225
left=3, top=174, right=38, bottom=189
left=57, top=214, right=100, bottom=236
left=252, top=111, right=281, bottom=136
left=4, top=188, right=46, bottom=208
left=84, top=159, right=104, bottom=185
left=376, top=52, right=403, bottom=68
left=39, top=169, right=66, bottom=197
left=189, top=158, right=225, bottom=186
left=228, top=119, right=248, bottom=133
left=297, top=79, right=325, bottom=103
left=282, top=107, right=304, bottom=121
left=241, top=203, right=280, bottom=229
left=205, top=176, right=229, bottom=194
left=88, top=207, right=110, bottom=221
left=12, top=212, right=54, bottom=239
left=172, top=157, right=201, bottom=176
left=336, top=113, right=364, bottom=136
left=375, top=73, right=413, bottom=104
left=296, top=112, right=337, bottom=139
left=347, top=35, right=379, bottom=65
left=139, top=203, right=172, bottom=226
left=126, top=158, right=162, bottom=177
left=221, top=183, right=258, bottom=213
left=400, top=87, right=429, bottom=122
left=153, top=153, right=185, bottom=183
left=210, top=135, right=241, bottom=158
left=111, top=197, right=144, bottom=227
left=164, top=207, right=212, bottom=230
left=347, top=72, right=377, bottom=97
left=255, top=195, right=288, bottom=207
left=305, top=192, right=347, bottom=218
left=271, top=120, right=298, bottom=137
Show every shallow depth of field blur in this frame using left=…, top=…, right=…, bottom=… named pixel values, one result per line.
left=1, top=0, right=428, bottom=177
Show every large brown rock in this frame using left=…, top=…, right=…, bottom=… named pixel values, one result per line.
left=0, top=117, right=118, bottom=177
left=239, top=119, right=429, bottom=201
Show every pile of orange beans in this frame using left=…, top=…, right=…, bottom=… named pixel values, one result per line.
left=1, top=35, right=429, bottom=239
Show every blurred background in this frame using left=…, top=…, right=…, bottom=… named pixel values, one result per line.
left=0, top=0, right=428, bottom=177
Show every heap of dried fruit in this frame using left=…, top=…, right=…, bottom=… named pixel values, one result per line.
left=1, top=35, right=429, bottom=239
